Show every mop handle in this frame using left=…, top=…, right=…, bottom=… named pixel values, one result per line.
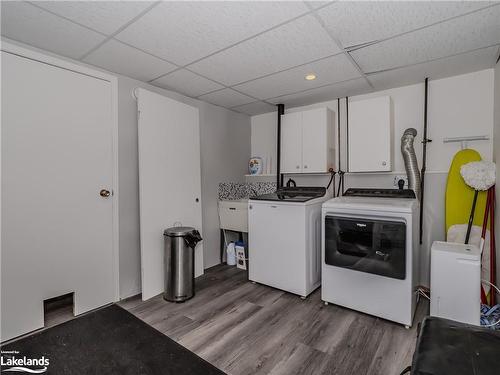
left=480, top=190, right=491, bottom=304
left=465, top=190, right=479, bottom=244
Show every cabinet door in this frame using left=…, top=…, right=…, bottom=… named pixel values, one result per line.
left=280, top=111, right=303, bottom=173
left=348, top=96, right=391, bottom=172
left=302, top=108, right=329, bottom=173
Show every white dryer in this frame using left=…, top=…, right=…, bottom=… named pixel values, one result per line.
left=321, top=189, right=419, bottom=327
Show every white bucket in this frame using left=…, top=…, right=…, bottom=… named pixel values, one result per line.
left=226, top=242, right=236, bottom=266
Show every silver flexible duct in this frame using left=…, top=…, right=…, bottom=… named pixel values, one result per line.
left=401, top=128, right=421, bottom=200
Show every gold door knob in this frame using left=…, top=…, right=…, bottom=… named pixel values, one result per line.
left=100, top=189, right=111, bottom=198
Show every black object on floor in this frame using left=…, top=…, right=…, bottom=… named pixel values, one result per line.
left=410, top=316, right=500, bottom=375
left=1, top=304, right=226, bottom=375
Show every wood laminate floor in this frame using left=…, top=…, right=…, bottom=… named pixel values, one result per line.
left=119, top=265, right=428, bottom=375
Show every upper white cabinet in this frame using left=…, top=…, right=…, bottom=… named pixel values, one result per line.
left=281, top=111, right=303, bottom=173
left=348, top=96, right=392, bottom=172
left=281, top=107, right=334, bottom=174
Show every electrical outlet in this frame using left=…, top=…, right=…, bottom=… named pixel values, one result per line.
left=393, top=175, right=408, bottom=188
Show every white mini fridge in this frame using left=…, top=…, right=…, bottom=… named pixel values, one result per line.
left=430, top=241, right=481, bottom=325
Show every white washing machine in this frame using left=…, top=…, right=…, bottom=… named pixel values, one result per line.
left=249, top=187, right=330, bottom=298
left=321, top=189, right=419, bottom=327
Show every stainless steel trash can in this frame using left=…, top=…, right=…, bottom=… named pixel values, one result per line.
left=163, top=227, right=202, bottom=302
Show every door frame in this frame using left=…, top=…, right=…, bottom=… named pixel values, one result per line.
left=1, top=40, right=120, bottom=302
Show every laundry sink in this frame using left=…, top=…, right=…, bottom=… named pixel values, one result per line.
left=218, top=199, right=248, bottom=232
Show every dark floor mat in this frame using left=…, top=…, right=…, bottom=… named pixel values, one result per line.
left=1, top=304, right=226, bottom=375
left=411, top=316, right=500, bottom=375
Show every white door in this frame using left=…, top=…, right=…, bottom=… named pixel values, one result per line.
left=137, top=89, right=203, bottom=301
left=302, top=108, right=328, bottom=173
left=1, top=51, right=116, bottom=341
left=280, top=112, right=303, bottom=173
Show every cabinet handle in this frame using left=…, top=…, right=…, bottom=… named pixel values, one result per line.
left=296, top=165, right=300, bottom=169
left=304, top=165, right=308, bottom=169
left=382, top=161, right=387, bottom=166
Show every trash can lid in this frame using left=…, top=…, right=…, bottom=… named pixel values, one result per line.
left=164, top=226, right=195, bottom=237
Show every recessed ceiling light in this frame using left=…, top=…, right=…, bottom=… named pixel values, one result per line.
left=305, top=74, right=316, bottom=81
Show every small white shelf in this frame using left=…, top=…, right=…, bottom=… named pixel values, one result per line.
left=244, top=174, right=276, bottom=177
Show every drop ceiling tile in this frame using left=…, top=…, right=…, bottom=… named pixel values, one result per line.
left=189, top=15, right=341, bottom=86
left=198, top=88, right=255, bottom=108
left=231, top=101, right=276, bottom=116
left=83, top=39, right=177, bottom=81
left=367, top=45, right=499, bottom=91
left=116, top=1, right=309, bottom=65
left=32, top=1, right=155, bottom=35
left=151, top=69, right=224, bottom=98
left=305, top=1, right=335, bottom=10
left=351, top=5, right=500, bottom=73
left=233, top=54, right=360, bottom=100
left=267, top=78, right=372, bottom=107
left=317, top=1, right=493, bottom=48
left=0, top=1, right=106, bottom=59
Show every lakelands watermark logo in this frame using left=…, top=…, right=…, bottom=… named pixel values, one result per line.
left=1, top=350, right=49, bottom=373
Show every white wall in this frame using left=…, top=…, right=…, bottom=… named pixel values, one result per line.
left=118, top=77, right=250, bottom=298
left=428, top=70, right=494, bottom=171
left=251, top=69, right=495, bottom=286
left=251, top=112, right=277, bottom=174
left=494, top=60, right=500, bottom=285
left=199, top=106, right=250, bottom=265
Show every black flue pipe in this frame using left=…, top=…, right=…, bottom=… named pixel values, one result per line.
left=419, top=78, right=431, bottom=245
left=345, top=96, right=349, bottom=175
left=276, top=104, right=285, bottom=188
left=337, top=98, right=341, bottom=170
